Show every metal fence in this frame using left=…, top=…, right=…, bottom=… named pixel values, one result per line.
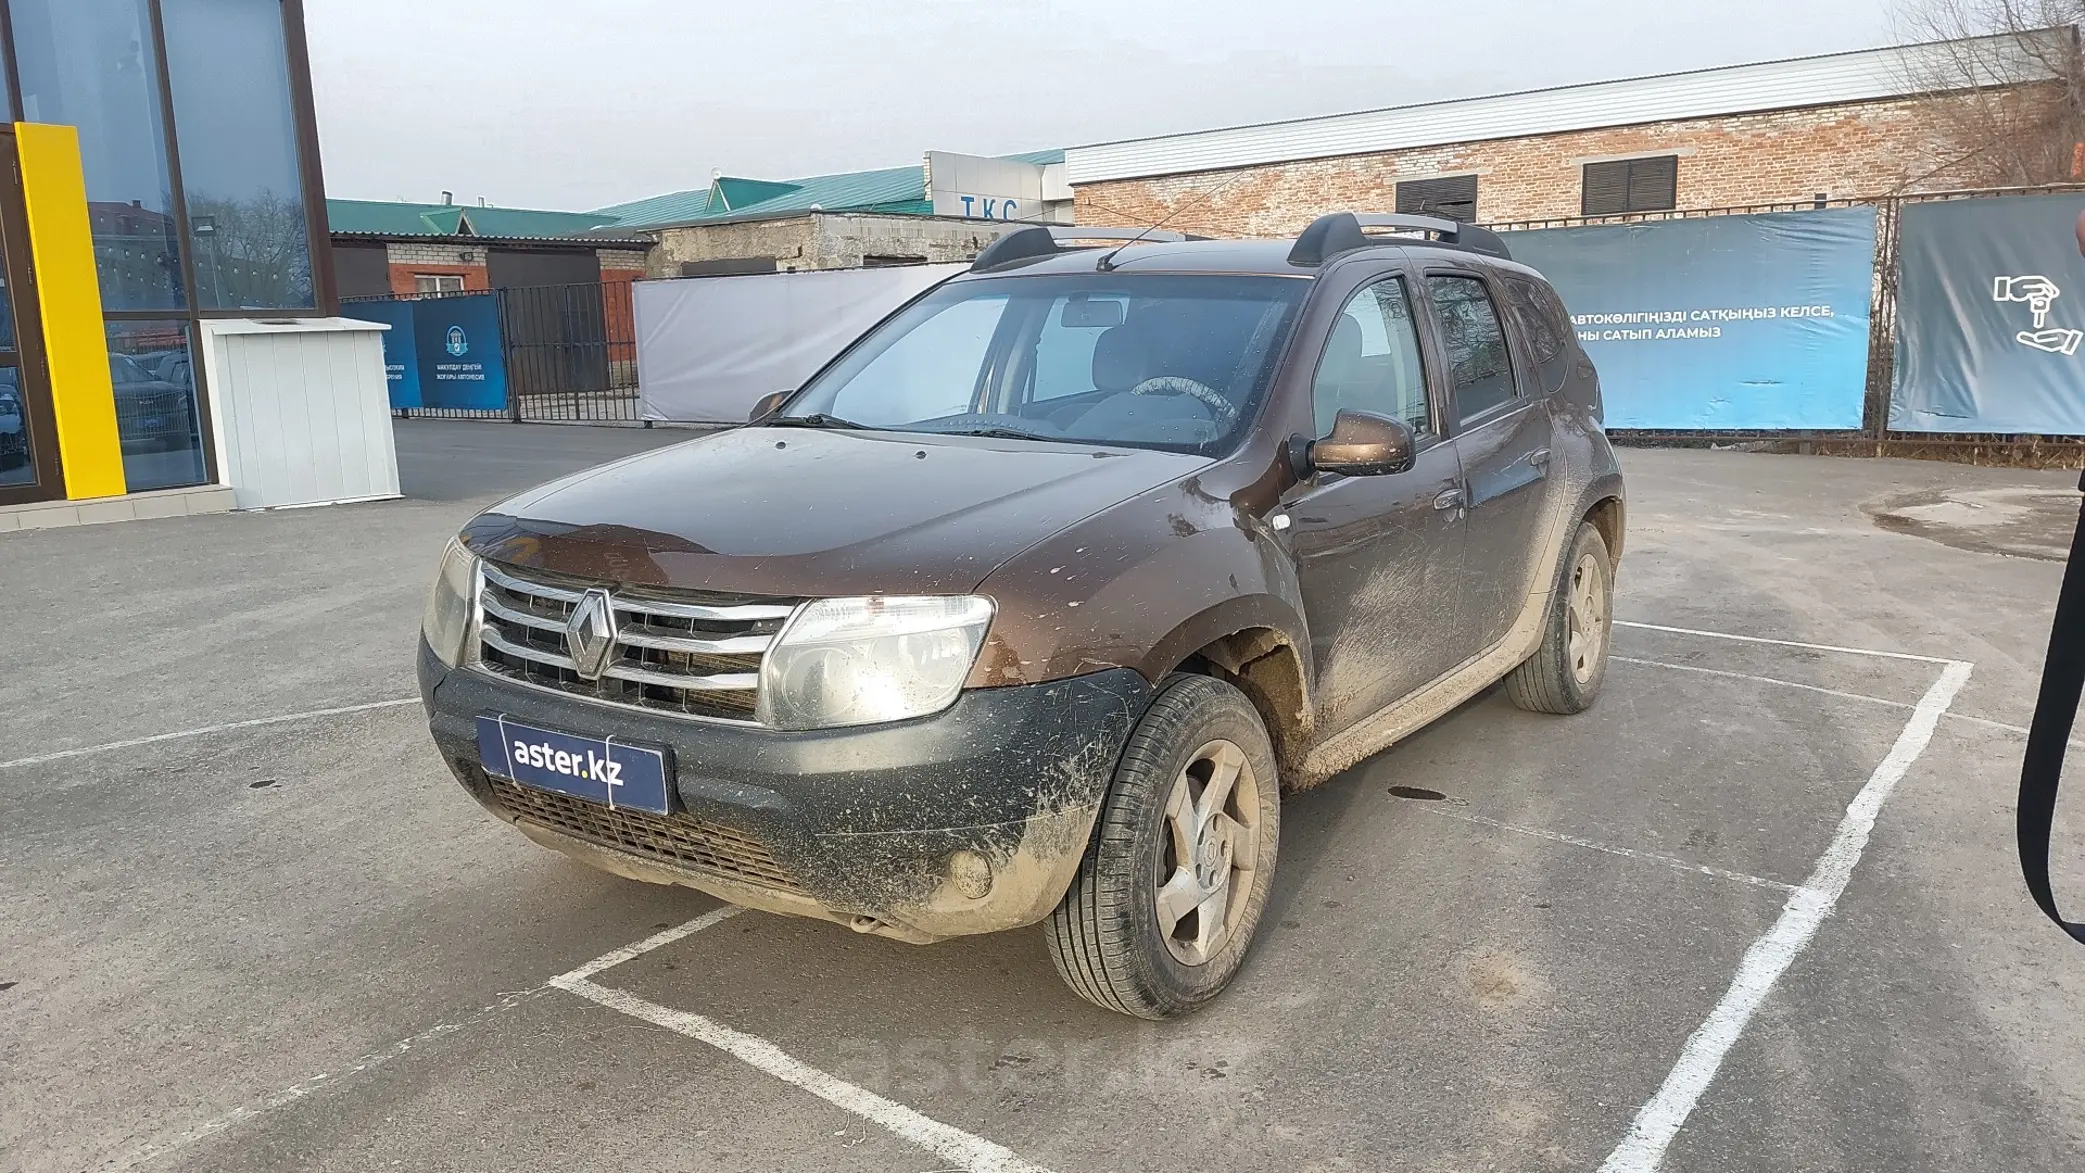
left=346, top=279, right=645, bottom=424
left=1487, top=182, right=2085, bottom=465
left=502, top=280, right=642, bottom=423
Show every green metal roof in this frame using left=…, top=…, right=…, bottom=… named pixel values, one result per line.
left=326, top=198, right=639, bottom=242
left=711, top=177, right=801, bottom=211
left=1002, top=148, right=1066, bottom=166
left=586, top=188, right=714, bottom=228
left=591, top=149, right=1066, bottom=231
left=331, top=148, right=1072, bottom=241
left=465, top=204, right=630, bottom=239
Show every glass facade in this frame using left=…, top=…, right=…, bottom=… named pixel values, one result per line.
left=12, top=0, right=189, bottom=311
left=0, top=366, right=29, bottom=487
left=162, top=0, right=314, bottom=310
left=0, top=0, right=329, bottom=497
left=108, top=318, right=203, bottom=490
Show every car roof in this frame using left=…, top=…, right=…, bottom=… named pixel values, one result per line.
left=951, top=235, right=1548, bottom=283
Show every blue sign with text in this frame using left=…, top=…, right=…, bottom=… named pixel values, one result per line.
left=411, top=294, right=508, bottom=411
left=341, top=299, right=422, bottom=409
left=953, top=194, right=1023, bottom=221
left=1503, top=208, right=1877, bottom=430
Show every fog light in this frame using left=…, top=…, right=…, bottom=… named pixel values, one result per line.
left=948, top=850, right=993, bottom=900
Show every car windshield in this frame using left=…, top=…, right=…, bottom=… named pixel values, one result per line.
left=783, top=272, right=1309, bottom=453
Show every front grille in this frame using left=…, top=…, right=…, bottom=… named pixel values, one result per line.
left=474, top=562, right=795, bottom=722
left=487, top=775, right=806, bottom=895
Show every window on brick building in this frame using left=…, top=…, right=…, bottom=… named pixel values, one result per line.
left=414, top=273, right=466, bottom=294
left=1395, top=174, right=1478, bottom=222
left=1581, top=155, right=1679, bottom=216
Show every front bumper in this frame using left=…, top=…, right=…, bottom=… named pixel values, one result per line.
left=419, top=640, right=1151, bottom=942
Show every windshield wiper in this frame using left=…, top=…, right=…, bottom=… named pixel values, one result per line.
left=930, top=426, right=1057, bottom=442
left=764, top=413, right=873, bottom=431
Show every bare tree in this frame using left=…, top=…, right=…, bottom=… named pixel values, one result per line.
left=184, top=189, right=315, bottom=308
left=1893, top=1, right=2085, bottom=188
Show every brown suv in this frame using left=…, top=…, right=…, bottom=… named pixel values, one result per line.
left=418, top=213, right=1625, bottom=1018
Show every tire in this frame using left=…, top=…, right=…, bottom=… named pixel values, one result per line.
left=1505, top=520, right=1614, bottom=715
left=1045, top=674, right=1281, bottom=1019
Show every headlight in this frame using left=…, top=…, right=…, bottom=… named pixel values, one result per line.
left=421, top=538, right=480, bottom=668
left=757, top=596, right=994, bottom=730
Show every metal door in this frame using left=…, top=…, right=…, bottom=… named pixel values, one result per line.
left=1284, top=267, right=1471, bottom=739
left=1420, top=268, right=1557, bottom=647
left=0, top=129, right=62, bottom=507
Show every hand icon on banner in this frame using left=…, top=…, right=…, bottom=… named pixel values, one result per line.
left=1995, top=274, right=2064, bottom=328
left=2016, top=328, right=2084, bottom=355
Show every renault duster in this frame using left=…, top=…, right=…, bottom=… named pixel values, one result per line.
left=417, top=213, right=1626, bottom=1018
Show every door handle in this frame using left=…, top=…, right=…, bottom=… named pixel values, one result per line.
left=1526, top=447, right=1552, bottom=469
left=1433, top=487, right=1465, bottom=511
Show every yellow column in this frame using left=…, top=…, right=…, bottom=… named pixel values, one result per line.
left=17, top=122, right=123, bottom=500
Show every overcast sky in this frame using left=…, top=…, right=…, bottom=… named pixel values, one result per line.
left=303, top=0, right=1902, bottom=213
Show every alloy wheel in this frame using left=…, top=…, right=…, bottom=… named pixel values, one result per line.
left=1566, top=551, right=1609, bottom=685
left=1155, top=739, right=1263, bottom=966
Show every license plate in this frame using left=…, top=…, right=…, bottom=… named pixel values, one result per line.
left=475, top=715, right=673, bottom=814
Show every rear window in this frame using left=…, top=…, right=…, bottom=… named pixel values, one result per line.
left=1502, top=275, right=1573, bottom=394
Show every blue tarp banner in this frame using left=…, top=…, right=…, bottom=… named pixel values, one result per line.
left=411, top=294, right=509, bottom=411
left=341, top=299, right=422, bottom=410
left=1891, top=193, right=2085, bottom=434
left=1503, top=209, right=1877, bottom=429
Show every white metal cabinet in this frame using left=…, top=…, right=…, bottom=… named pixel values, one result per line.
left=200, top=318, right=401, bottom=510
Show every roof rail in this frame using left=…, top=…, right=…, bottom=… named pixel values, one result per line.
left=971, top=225, right=1190, bottom=272
left=1287, top=212, right=1512, bottom=266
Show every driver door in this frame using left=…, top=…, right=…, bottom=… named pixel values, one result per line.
left=1284, top=270, right=1471, bottom=739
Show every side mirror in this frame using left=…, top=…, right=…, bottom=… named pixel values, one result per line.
left=749, top=389, right=792, bottom=422
left=1307, top=410, right=1416, bottom=477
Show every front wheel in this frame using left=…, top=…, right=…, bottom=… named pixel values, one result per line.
left=1045, top=675, right=1280, bottom=1019
left=1504, top=520, right=1614, bottom=714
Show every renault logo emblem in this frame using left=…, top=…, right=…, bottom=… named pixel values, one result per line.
left=565, top=588, right=618, bottom=681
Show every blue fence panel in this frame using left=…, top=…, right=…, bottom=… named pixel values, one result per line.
left=1503, top=208, right=1877, bottom=430
left=1892, top=193, right=2085, bottom=434
left=340, top=298, right=422, bottom=410
left=411, top=294, right=509, bottom=412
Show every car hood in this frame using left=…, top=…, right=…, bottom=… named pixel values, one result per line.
left=461, top=425, right=1210, bottom=597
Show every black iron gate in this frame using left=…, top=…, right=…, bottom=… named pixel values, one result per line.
left=500, top=280, right=641, bottom=422
left=346, top=279, right=644, bottom=423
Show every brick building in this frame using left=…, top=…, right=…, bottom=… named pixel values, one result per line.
left=327, top=198, right=652, bottom=298
left=1068, top=34, right=2066, bottom=235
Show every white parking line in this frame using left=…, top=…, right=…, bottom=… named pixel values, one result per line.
left=0, top=697, right=420, bottom=770
left=1611, top=656, right=1917, bottom=713
left=552, top=977, right=1054, bottom=1173
left=1599, top=657, right=1974, bottom=1173
left=1613, top=654, right=2071, bottom=748
left=554, top=905, right=743, bottom=983
left=98, top=987, right=548, bottom=1172
left=99, top=906, right=741, bottom=1172
left=1431, top=808, right=1800, bottom=894
left=1615, top=619, right=1956, bottom=664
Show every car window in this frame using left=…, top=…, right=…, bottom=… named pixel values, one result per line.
left=1502, top=275, right=1571, bottom=394
left=110, top=355, right=152, bottom=385
left=1311, top=276, right=1429, bottom=438
left=1426, top=274, right=1518, bottom=423
left=817, top=294, right=1008, bottom=426
left=789, top=273, right=1306, bottom=455
left=1031, top=293, right=1130, bottom=401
